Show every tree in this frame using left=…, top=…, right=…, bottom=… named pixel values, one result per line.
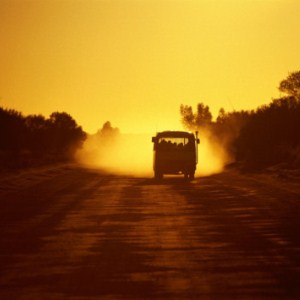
left=0, top=108, right=26, bottom=152
left=25, top=114, right=49, bottom=156
left=0, top=107, right=87, bottom=168
left=180, top=103, right=212, bottom=130
left=195, top=103, right=212, bottom=127
left=49, top=112, right=78, bottom=130
left=97, top=121, right=119, bottom=137
left=95, top=121, right=120, bottom=148
left=279, top=71, right=300, bottom=100
left=180, top=105, right=195, bottom=130
left=216, top=108, right=226, bottom=124
left=48, top=112, right=86, bottom=156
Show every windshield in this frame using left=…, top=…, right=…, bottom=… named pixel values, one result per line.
left=156, top=137, right=194, bottom=151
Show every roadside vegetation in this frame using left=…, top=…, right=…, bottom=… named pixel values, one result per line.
left=0, top=110, right=86, bottom=170
left=1, top=71, right=299, bottom=172
left=180, top=71, right=300, bottom=170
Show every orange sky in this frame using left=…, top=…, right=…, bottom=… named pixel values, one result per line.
left=1, top=0, right=300, bottom=134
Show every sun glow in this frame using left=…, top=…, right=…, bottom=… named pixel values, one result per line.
left=1, top=0, right=300, bottom=134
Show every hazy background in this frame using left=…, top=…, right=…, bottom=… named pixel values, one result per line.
left=76, top=132, right=225, bottom=177
left=1, top=0, right=300, bottom=134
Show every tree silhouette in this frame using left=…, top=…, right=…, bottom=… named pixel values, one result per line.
left=94, top=121, right=120, bottom=150
left=180, top=103, right=212, bottom=131
left=214, top=109, right=250, bottom=158
left=0, top=107, right=87, bottom=169
left=180, top=70, right=300, bottom=169
left=235, top=96, right=300, bottom=168
left=25, top=114, right=49, bottom=156
left=0, top=108, right=26, bottom=152
left=97, top=121, right=119, bottom=138
left=279, top=71, right=300, bottom=101
left=49, top=112, right=86, bottom=156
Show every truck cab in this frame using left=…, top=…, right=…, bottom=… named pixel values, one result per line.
left=152, top=131, right=200, bottom=180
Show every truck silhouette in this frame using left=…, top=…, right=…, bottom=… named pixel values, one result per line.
left=152, top=131, right=200, bottom=180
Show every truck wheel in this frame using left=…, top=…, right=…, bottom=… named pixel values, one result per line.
left=155, top=171, right=163, bottom=180
left=189, top=172, right=195, bottom=180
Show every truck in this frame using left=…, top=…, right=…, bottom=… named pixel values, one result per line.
left=151, top=131, right=200, bottom=180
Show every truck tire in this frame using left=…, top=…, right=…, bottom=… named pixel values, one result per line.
left=155, top=171, right=163, bottom=180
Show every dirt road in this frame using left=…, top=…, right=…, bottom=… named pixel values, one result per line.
left=0, top=165, right=299, bottom=299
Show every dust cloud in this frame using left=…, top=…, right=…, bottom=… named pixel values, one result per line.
left=76, top=133, right=153, bottom=177
left=76, top=131, right=228, bottom=178
left=196, top=130, right=229, bottom=177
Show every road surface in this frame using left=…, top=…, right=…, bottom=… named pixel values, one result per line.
left=0, top=165, right=300, bottom=299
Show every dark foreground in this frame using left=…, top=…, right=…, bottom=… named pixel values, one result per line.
left=0, top=165, right=300, bottom=299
